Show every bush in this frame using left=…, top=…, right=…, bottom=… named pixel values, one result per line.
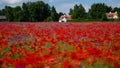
left=44, top=17, right=53, bottom=22
left=68, top=19, right=102, bottom=22
left=68, top=18, right=120, bottom=22
left=67, top=19, right=80, bottom=22
left=107, top=19, right=120, bottom=22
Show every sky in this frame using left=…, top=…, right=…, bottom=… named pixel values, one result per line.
left=0, top=0, right=120, bottom=14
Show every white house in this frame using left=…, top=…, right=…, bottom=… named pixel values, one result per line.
left=106, top=11, right=119, bottom=19
left=0, top=15, right=6, bottom=21
left=59, top=15, right=71, bottom=22
left=0, top=16, right=6, bottom=20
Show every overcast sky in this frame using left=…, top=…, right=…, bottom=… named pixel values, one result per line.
left=0, top=0, right=120, bottom=14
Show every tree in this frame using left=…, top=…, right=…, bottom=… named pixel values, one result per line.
left=113, top=7, right=120, bottom=17
left=43, top=4, right=51, bottom=21
left=1, top=1, right=58, bottom=22
left=58, top=12, right=64, bottom=18
left=45, top=16, right=52, bottom=22
left=27, top=1, right=51, bottom=22
left=50, top=6, right=58, bottom=21
left=4, top=6, right=14, bottom=21
left=0, top=9, right=5, bottom=15
left=101, top=13, right=108, bottom=21
left=69, top=8, right=73, bottom=15
left=0, top=10, right=2, bottom=15
left=13, top=6, right=23, bottom=21
left=69, top=4, right=86, bottom=19
left=88, top=3, right=112, bottom=19
left=22, top=3, right=30, bottom=21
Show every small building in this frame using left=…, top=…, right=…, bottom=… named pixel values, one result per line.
left=59, top=15, right=71, bottom=22
left=106, top=11, right=119, bottom=19
left=0, top=16, right=6, bottom=21
left=0, top=16, right=6, bottom=19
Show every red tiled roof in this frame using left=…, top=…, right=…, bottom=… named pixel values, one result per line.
left=59, top=15, right=71, bottom=20
left=106, top=11, right=118, bottom=19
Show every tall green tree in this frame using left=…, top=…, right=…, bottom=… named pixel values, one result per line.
left=4, top=6, right=14, bottom=21
left=27, top=1, right=51, bottom=22
left=113, top=7, right=120, bottom=17
left=0, top=9, right=5, bottom=15
left=88, top=3, right=112, bottom=19
left=50, top=6, right=58, bottom=21
left=69, top=8, right=73, bottom=15
left=0, top=10, right=2, bottom=15
left=13, top=6, right=23, bottom=21
left=69, top=4, right=86, bottom=19
left=22, top=3, right=30, bottom=21
left=58, top=12, right=64, bottom=18
left=1, top=1, right=59, bottom=22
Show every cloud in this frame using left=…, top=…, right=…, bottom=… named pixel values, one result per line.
left=82, top=4, right=91, bottom=12
left=5, top=0, right=22, bottom=4
left=0, top=0, right=37, bottom=9
left=0, top=0, right=23, bottom=5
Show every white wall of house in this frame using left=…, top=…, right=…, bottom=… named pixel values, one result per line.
left=113, top=15, right=118, bottom=19
left=0, top=16, right=6, bottom=19
left=59, top=17, right=67, bottom=22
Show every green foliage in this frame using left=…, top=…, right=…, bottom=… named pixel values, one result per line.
left=27, top=1, right=51, bottom=22
left=45, top=16, right=53, bottom=22
left=69, top=8, right=73, bottom=15
left=101, top=14, right=108, bottom=21
left=1, top=2, right=120, bottom=22
left=107, top=19, right=120, bottom=22
left=11, top=53, right=19, bottom=60
left=13, top=6, right=23, bottom=21
left=2, top=47, right=10, bottom=53
left=88, top=3, right=112, bottom=19
left=0, top=9, right=5, bottom=15
left=68, top=19, right=81, bottom=22
left=22, top=3, right=30, bottom=21
left=2, top=1, right=58, bottom=22
left=69, top=4, right=86, bottom=19
left=0, top=54, right=3, bottom=59
left=81, top=62, right=114, bottom=68
left=50, top=6, right=58, bottom=21
left=68, top=3, right=120, bottom=22
left=23, top=45, right=35, bottom=52
left=44, top=6, right=59, bottom=22
left=113, top=7, right=120, bottom=20
left=0, top=10, right=2, bottom=15
left=68, top=19, right=102, bottom=22
left=4, top=6, right=14, bottom=21
left=58, top=12, right=64, bottom=19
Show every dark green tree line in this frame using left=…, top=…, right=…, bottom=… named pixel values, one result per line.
left=114, top=7, right=120, bottom=17
left=1, top=2, right=120, bottom=22
left=69, top=3, right=120, bottom=21
left=88, top=3, right=112, bottom=19
left=69, top=4, right=86, bottom=19
left=0, top=1, right=59, bottom=22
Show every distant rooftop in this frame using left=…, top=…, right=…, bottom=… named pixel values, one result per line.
left=106, top=11, right=119, bottom=19
left=0, top=16, right=6, bottom=19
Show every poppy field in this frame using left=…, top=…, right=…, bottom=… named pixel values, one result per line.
left=0, top=22, right=120, bottom=68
